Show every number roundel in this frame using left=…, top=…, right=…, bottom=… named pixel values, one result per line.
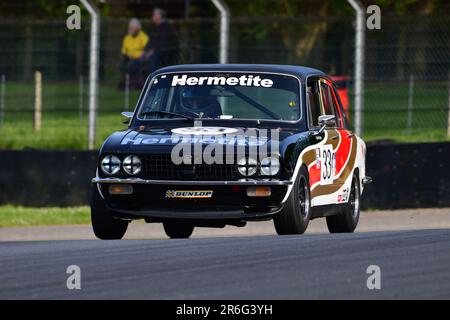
left=320, top=145, right=335, bottom=185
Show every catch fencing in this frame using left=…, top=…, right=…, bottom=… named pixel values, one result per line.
left=0, top=15, right=449, bottom=149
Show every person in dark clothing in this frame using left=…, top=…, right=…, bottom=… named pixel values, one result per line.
left=143, top=8, right=178, bottom=73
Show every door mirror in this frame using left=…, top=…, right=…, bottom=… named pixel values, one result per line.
left=121, top=111, right=133, bottom=124
left=318, top=114, right=336, bottom=128
left=314, top=114, right=336, bottom=134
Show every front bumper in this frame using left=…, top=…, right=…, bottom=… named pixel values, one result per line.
left=92, top=177, right=292, bottom=186
left=92, top=177, right=291, bottom=220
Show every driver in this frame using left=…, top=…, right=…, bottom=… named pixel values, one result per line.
left=180, top=87, right=222, bottom=118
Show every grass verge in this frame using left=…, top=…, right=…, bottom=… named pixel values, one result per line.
left=0, top=205, right=90, bottom=227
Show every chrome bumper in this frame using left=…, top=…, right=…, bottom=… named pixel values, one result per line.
left=92, top=177, right=292, bottom=186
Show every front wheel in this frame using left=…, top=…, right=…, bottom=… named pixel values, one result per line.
left=326, top=174, right=360, bottom=233
left=163, top=221, right=194, bottom=239
left=273, top=166, right=311, bottom=235
left=91, top=186, right=128, bottom=240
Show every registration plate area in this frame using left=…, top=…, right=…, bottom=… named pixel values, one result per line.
left=102, top=184, right=287, bottom=207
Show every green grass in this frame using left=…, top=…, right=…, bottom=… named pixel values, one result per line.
left=359, top=81, right=450, bottom=143
left=0, top=81, right=140, bottom=149
left=0, top=205, right=90, bottom=227
left=0, top=80, right=448, bottom=149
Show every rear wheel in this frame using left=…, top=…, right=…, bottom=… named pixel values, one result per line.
left=326, top=174, right=360, bottom=233
left=163, top=221, right=194, bottom=239
left=273, top=166, right=311, bottom=235
left=91, top=186, right=128, bottom=240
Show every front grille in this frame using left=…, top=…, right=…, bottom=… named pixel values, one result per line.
left=142, top=155, right=238, bottom=180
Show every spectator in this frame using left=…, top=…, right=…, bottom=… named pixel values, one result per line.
left=144, top=8, right=178, bottom=73
left=119, top=18, right=149, bottom=90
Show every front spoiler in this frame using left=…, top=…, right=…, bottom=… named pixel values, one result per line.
left=108, top=204, right=283, bottom=220
left=92, top=177, right=293, bottom=186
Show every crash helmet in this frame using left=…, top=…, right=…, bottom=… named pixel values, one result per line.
left=181, top=87, right=214, bottom=110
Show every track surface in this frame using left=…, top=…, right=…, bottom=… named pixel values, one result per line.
left=1, top=229, right=450, bottom=299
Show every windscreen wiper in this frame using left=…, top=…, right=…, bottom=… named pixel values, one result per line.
left=139, top=110, right=197, bottom=121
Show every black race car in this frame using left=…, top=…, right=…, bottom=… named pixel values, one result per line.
left=91, top=64, right=371, bottom=239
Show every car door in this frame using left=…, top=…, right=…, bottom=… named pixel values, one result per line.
left=306, top=78, right=338, bottom=206
left=317, top=78, right=355, bottom=204
left=318, top=79, right=339, bottom=187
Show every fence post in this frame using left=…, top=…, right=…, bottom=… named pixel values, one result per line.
left=0, top=74, right=5, bottom=127
left=80, top=0, right=100, bottom=150
left=184, top=0, right=190, bottom=19
left=447, top=71, right=450, bottom=137
left=347, top=0, right=365, bottom=137
left=211, top=0, right=230, bottom=64
left=34, top=71, right=42, bottom=131
left=124, top=73, right=130, bottom=111
left=79, top=75, right=84, bottom=122
left=407, top=74, right=414, bottom=134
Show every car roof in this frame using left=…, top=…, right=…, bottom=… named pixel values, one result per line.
left=152, top=64, right=327, bottom=82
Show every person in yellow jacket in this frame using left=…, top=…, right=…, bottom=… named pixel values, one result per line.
left=119, top=18, right=149, bottom=90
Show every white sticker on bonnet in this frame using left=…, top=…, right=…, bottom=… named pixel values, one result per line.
left=171, top=127, right=239, bottom=136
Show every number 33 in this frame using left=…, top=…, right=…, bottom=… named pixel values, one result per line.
left=320, top=145, right=335, bottom=185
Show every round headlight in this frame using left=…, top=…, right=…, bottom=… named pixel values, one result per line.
left=237, top=157, right=257, bottom=177
left=123, top=155, right=142, bottom=175
left=260, top=157, right=280, bottom=176
left=101, top=155, right=121, bottom=175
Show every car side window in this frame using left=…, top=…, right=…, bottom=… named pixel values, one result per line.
left=319, top=82, right=336, bottom=117
left=332, top=83, right=349, bottom=129
left=306, top=80, right=322, bottom=127
left=319, top=80, right=343, bottom=128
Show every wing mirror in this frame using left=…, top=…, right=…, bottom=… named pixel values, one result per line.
left=121, top=111, right=133, bottom=125
left=317, top=115, right=336, bottom=134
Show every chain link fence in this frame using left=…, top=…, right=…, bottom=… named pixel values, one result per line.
left=0, top=15, right=449, bottom=149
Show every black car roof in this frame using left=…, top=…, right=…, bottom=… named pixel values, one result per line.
left=152, top=64, right=327, bottom=82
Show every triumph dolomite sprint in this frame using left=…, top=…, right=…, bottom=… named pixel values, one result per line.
left=91, top=64, right=371, bottom=239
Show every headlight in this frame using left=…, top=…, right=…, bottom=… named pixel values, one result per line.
left=123, top=155, right=142, bottom=175
left=260, top=157, right=280, bottom=176
left=237, top=157, right=257, bottom=177
left=101, top=155, right=121, bottom=175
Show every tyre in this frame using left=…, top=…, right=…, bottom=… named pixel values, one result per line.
left=91, top=186, right=128, bottom=240
left=326, top=174, right=360, bottom=233
left=163, top=221, right=194, bottom=239
left=273, top=165, right=311, bottom=235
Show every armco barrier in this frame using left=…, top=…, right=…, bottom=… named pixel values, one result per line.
left=0, top=142, right=449, bottom=208
left=363, top=141, right=450, bottom=209
left=0, top=150, right=98, bottom=207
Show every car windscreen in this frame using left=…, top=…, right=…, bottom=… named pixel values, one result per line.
left=137, top=72, right=301, bottom=121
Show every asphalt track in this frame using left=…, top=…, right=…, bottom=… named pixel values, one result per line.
left=1, top=229, right=450, bottom=299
